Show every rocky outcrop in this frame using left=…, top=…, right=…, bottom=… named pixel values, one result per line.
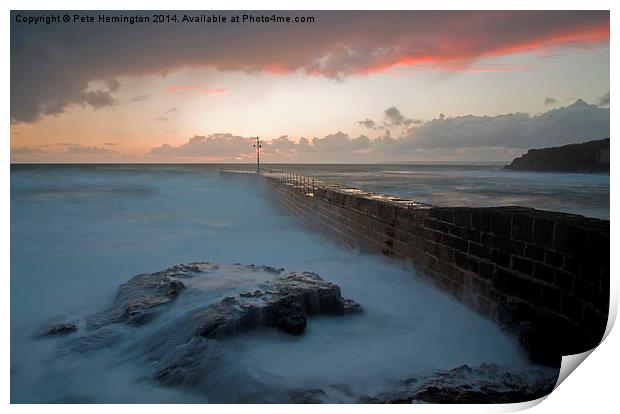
left=505, top=138, right=610, bottom=173
left=151, top=270, right=363, bottom=385
left=191, top=271, right=363, bottom=338
left=362, top=363, right=557, bottom=404
left=85, top=263, right=197, bottom=329
left=46, top=262, right=363, bottom=388
left=38, top=320, right=79, bottom=336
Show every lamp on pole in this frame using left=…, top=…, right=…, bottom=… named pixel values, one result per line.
left=252, top=137, right=262, bottom=174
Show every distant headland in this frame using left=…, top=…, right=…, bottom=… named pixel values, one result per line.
left=505, top=138, right=610, bottom=173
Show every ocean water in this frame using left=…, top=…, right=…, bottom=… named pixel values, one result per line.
left=9, top=164, right=588, bottom=403
left=274, top=164, right=610, bottom=220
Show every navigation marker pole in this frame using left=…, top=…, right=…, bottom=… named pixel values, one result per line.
left=253, top=137, right=262, bottom=174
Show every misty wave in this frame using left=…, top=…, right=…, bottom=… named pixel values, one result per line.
left=11, top=165, right=555, bottom=403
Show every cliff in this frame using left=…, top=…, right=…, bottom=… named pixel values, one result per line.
left=505, top=138, right=609, bottom=173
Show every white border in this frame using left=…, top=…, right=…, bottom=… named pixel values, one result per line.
left=3, top=1, right=616, bottom=413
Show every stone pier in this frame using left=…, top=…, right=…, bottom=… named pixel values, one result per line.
left=221, top=169, right=610, bottom=364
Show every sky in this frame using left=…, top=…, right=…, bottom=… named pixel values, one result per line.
left=10, top=10, right=610, bottom=163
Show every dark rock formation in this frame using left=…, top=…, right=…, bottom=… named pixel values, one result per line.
left=47, top=262, right=363, bottom=389
left=38, top=321, right=79, bottom=336
left=505, top=138, right=610, bottom=173
left=288, top=388, right=328, bottom=404
left=190, top=271, right=362, bottom=338
left=152, top=270, right=363, bottom=384
left=362, top=363, right=557, bottom=404
left=85, top=263, right=195, bottom=329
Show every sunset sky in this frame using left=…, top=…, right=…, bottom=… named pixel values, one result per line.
left=10, top=10, right=610, bottom=163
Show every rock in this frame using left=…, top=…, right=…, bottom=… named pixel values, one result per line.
left=402, top=377, right=418, bottom=385
left=51, top=262, right=363, bottom=389
left=39, top=321, right=79, bottom=336
left=85, top=263, right=206, bottom=329
left=504, top=138, right=609, bottom=173
left=151, top=270, right=362, bottom=385
left=189, top=271, right=363, bottom=339
left=288, top=388, right=327, bottom=404
left=364, top=363, right=558, bottom=404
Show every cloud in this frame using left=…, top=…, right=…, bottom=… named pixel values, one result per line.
left=11, top=10, right=609, bottom=122
left=149, top=99, right=609, bottom=162
left=105, top=79, right=121, bottom=92
left=164, top=84, right=203, bottom=93
left=358, top=118, right=377, bottom=129
left=81, top=90, right=116, bottom=108
left=544, top=97, right=557, bottom=106
left=598, top=91, right=610, bottom=107
left=388, top=99, right=609, bottom=152
left=129, top=94, right=151, bottom=103
left=11, top=146, right=46, bottom=154
left=65, top=144, right=115, bottom=154
left=150, top=134, right=254, bottom=157
left=155, top=115, right=169, bottom=121
left=163, top=107, right=178, bottom=114
left=383, top=106, right=419, bottom=127
left=103, top=142, right=118, bottom=146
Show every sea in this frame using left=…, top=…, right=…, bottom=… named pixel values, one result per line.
left=10, top=164, right=608, bottom=403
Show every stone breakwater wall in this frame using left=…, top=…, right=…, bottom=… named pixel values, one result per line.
left=222, top=170, right=609, bottom=363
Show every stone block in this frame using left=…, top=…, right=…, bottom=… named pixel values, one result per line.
left=541, top=285, right=562, bottom=313
left=454, top=209, right=472, bottom=227
left=490, top=212, right=512, bottom=238
left=469, top=241, right=490, bottom=260
left=512, top=214, right=534, bottom=242
left=555, top=269, right=575, bottom=291
left=544, top=250, right=564, bottom=267
left=554, top=222, right=587, bottom=258
left=533, top=218, right=555, bottom=248
left=524, top=245, right=544, bottom=262
left=471, top=210, right=491, bottom=233
left=424, top=218, right=451, bottom=234
left=511, top=256, right=533, bottom=276
left=479, top=262, right=495, bottom=280
left=455, top=251, right=469, bottom=271
left=533, top=263, right=555, bottom=283
left=490, top=249, right=510, bottom=267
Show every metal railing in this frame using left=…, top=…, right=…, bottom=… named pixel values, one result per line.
left=260, top=169, right=320, bottom=196
left=220, top=166, right=428, bottom=209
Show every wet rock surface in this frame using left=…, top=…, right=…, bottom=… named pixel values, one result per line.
left=38, top=320, right=80, bottom=336
left=85, top=264, right=197, bottom=329
left=44, top=262, right=364, bottom=391
left=361, top=363, right=557, bottom=404
left=191, top=271, right=363, bottom=338
left=36, top=262, right=557, bottom=403
left=150, top=268, right=364, bottom=385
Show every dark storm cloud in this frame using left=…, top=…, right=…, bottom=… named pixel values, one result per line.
left=11, top=10, right=609, bottom=122
left=598, top=92, right=610, bottom=107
